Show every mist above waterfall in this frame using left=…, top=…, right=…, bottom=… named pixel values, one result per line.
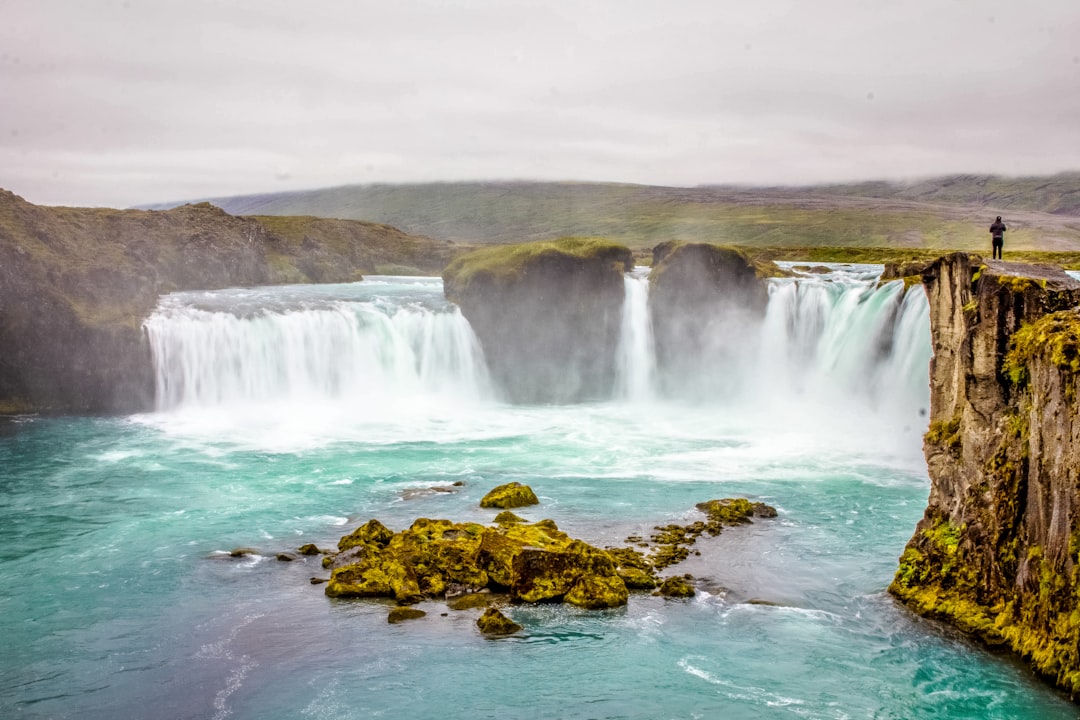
left=142, top=267, right=930, bottom=456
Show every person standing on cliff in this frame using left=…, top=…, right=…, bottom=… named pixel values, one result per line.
left=989, top=216, right=1006, bottom=259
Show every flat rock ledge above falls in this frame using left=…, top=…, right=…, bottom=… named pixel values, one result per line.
left=889, top=252, right=1080, bottom=700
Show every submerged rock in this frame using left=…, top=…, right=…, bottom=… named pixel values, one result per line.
left=229, top=547, right=259, bottom=558
left=476, top=608, right=522, bottom=635
left=388, top=607, right=427, bottom=624
left=447, top=592, right=493, bottom=611
left=480, top=482, right=540, bottom=509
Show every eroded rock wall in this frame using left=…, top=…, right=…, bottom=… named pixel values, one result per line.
left=648, top=242, right=774, bottom=397
left=890, top=252, right=1080, bottom=698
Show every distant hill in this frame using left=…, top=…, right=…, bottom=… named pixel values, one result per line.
left=807, top=173, right=1080, bottom=216
left=143, top=175, right=1080, bottom=252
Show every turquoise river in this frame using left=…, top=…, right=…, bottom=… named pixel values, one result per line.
left=2, top=267, right=1077, bottom=719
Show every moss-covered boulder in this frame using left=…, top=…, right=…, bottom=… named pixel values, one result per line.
left=510, top=540, right=627, bottom=608
left=442, top=237, right=634, bottom=403
left=480, top=482, right=539, bottom=509
left=493, top=510, right=527, bottom=524
left=649, top=242, right=776, bottom=397
left=338, top=518, right=395, bottom=552
left=476, top=608, right=522, bottom=635
left=657, top=575, right=696, bottom=598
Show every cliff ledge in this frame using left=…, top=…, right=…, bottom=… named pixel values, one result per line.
left=890, top=252, right=1080, bottom=698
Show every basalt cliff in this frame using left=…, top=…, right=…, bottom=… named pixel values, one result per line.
left=890, top=252, right=1080, bottom=698
left=0, top=190, right=454, bottom=414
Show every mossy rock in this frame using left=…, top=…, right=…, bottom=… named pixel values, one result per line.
left=387, top=607, right=426, bottom=624
left=565, top=574, right=629, bottom=609
left=607, top=546, right=659, bottom=589
left=657, top=576, right=696, bottom=598
left=511, top=540, right=627, bottom=607
left=493, top=510, right=527, bottom=524
left=326, top=514, right=631, bottom=613
left=443, top=237, right=634, bottom=299
left=447, top=593, right=493, bottom=611
left=297, top=543, right=323, bottom=556
left=338, top=518, right=394, bottom=552
left=480, top=482, right=540, bottom=509
left=696, top=498, right=777, bottom=526
left=477, top=608, right=522, bottom=635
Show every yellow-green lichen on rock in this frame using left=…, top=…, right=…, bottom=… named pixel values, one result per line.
left=480, top=482, right=540, bottom=509
left=476, top=607, right=522, bottom=635
left=324, top=515, right=631, bottom=611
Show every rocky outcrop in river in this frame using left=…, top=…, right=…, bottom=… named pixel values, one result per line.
left=648, top=241, right=782, bottom=396
left=0, top=190, right=454, bottom=414
left=442, top=237, right=634, bottom=403
left=890, top=253, right=1080, bottom=699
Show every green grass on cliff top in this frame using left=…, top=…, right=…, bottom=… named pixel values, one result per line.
left=442, top=236, right=632, bottom=289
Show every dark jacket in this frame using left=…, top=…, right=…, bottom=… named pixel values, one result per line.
left=990, top=221, right=1006, bottom=240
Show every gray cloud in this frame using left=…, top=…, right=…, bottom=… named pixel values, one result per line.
left=1, top=0, right=1078, bottom=207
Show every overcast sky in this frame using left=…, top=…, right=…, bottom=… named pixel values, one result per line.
left=2, top=0, right=1078, bottom=208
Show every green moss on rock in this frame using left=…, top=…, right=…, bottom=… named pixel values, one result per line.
left=442, top=236, right=633, bottom=299
left=657, top=575, right=696, bottom=598
left=493, top=510, right=527, bottom=524
left=1003, top=310, right=1080, bottom=387
left=480, top=482, right=540, bottom=509
left=476, top=607, right=522, bottom=635
left=925, top=415, right=963, bottom=452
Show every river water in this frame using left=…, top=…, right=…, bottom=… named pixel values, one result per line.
left=2, top=268, right=1075, bottom=719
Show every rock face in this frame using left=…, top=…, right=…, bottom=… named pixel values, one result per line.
left=442, top=237, right=634, bottom=403
left=648, top=242, right=778, bottom=396
left=0, top=190, right=454, bottom=414
left=889, top=253, right=1080, bottom=699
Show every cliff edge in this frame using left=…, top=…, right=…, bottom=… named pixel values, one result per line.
left=890, top=252, right=1080, bottom=698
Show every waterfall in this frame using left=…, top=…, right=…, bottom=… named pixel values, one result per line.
left=144, top=280, right=492, bottom=412
left=752, top=270, right=931, bottom=427
left=615, top=270, right=656, bottom=402
left=143, top=270, right=930, bottom=433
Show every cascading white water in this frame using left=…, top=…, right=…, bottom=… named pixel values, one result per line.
left=144, top=279, right=492, bottom=412
left=755, top=269, right=931, bottom=422
left=615, top=270, right=657, bottom=402
left=143, top=268, right=930, bottom=440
